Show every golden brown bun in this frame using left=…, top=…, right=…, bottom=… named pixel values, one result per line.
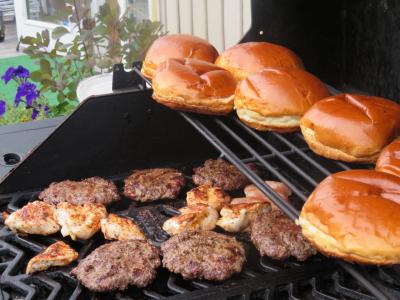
left=141, top=34, right=219, bottom=79
left=234, top=68, right=331, bottom=131
left=298, top=169, right=400, bottom=265
left=300, top=94, right=400, bottom=163
left=152, top=58, right=237, bottom=115
left=215, top=42, right=303, bottom=81
left=376, top=139, right=400, bottom=177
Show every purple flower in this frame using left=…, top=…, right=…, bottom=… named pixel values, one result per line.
left=0, top=100, right=6, bottom=117
left=14, top=65, right=30, bottom=79
left=31, top=108, right=39, bottom=120
left=15, top=82, right=40, bottom=107
left=44, top=105, right=49, bottom=115
left=2, top=67, right=15, bottom=84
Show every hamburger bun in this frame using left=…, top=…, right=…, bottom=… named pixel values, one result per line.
left=300, top=94, right=400, bottom=163
left=142, top=34, right=218, bottom=79
left=376, top=139, right=400, bottom=177
left=234, top=68, right=331, bottom=132
left=215, top=42, right=303, bottom=81
left=152, top=58, right=237, bottom=115
left=298, top=169, right=400, bottom=265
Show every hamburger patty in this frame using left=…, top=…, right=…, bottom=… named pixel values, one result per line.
left=39, top=177, right=120, bottom=206
left=251, top=210, right=316, bottom=261
left=161, top=230, right=246, bottom=281
left=71, top=240, right=160, bottom=291
left=124, top=168, right=186, bottom=202
left=193, top=159, right=255, bottom=191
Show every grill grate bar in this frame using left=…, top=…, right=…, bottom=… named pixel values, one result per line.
left=272, top=132, right=332, bottom=176
left=180, top=112, right=299, bottom=220
left=231, top=118, right=319, bottom=187
left=214, top=118, right=308, bottom=201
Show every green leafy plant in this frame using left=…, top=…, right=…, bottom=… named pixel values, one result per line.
left=19, top=0, right=163, bottom=117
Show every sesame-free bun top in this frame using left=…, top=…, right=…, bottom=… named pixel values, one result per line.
left=152, top=58, right=237, bottom=115
left=215, top=42, right=304, bottom=81
left=234, top=68, right=331, bottom=131
left=300, top=94, right=400, bottom=163
left=376, top=139, right=400, bottom=177
left=141, top=34, right=219, bottom=79
left=299, top=169, right=400, bottom=265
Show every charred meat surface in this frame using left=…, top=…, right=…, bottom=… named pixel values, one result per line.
left=39, top=177, right=120, bottom=206
left=71, top=240, right=161, bottom=291
left=4, top=201, right=60, bottom=235
left=26, top=241, right=78, bottom=274
left=56, top=202, right=107, bottom=240
left=193, top=159, right=255, bottom=191
left=162, top=204, right=218, bottom=235
left=217, top=197, right=271, bottom=233
left=251, top=210, right=316, bottom=261
left=101, top=213, right=146, bottom=241
left=124, top=168, right=186, bottom=202
left=161, top=230, right=246, bottom=281
left=186, top=184, right=230, bottom=211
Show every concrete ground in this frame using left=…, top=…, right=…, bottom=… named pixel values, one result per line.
left=0, top=21, right=22, bottom=58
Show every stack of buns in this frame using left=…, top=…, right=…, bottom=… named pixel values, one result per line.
left=143, top=34, right=400, bottom=163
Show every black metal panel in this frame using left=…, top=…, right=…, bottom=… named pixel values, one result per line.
left=0, top=89, right=219, bottom=193
left=344, top=0, right=400, bottom=100
left=241, top=0, right=344, bottom=89
left=243, top=0, right=400, bottom=102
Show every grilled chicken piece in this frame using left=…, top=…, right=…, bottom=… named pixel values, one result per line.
left=4, top=201, right=60, bottom=235
left=186, top=185, right=230, bottom=211
left=101, top=214, right=146, bottom=241
left=56, top=202, right=107, bottom=240
left=26, top=241, right=78, bottom=274
left=217, top=197, right=271, bottom=233
left=162, top=204, right=218, bottom=235
left=244, top=181, right=291, bottom=209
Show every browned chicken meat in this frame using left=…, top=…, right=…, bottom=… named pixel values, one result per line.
left=56, top=202, right=107, bottom=240
left=4, top=201, right=60, bottom=235
left=124, top=168, right=186, bottom=202
left=251, top=210, right=316, bottom=261
left=26, top=241, right=78, bottom=274
left=101, top=213, right=146, bottom=241
left=193, top=159, right=256, bottom=191
left=217, top=197, right=271, bottom=233
left=186, top=184, right=230, bottom=211
left=162, top=204, right=218, bottom=235
left=71, top=240, right=161, bottom=291
left=161, top=230, right=246, bottom=281
left=244, top=181, right=292, bottom=209
left=39, top=177, right=120, bottom=206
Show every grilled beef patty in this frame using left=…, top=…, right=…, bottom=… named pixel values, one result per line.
left=251, top=210, right=316, bottom=261
left=39, top=177, right=120, bottom=206
left=124, top=168, right=186, bottom=202
left=161, top=230, right=246, bottom=281
left=193, top=159, right=255, bottom=191
left=71, top=240, right=160, bottom=291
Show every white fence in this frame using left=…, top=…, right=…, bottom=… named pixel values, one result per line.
left=154, top=0, right=252, bottom=52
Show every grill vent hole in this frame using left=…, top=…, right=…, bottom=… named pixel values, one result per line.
left=3, top=153, right=21, bottom=166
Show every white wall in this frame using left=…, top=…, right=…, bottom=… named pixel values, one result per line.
left=154, top=0, right=252, bottom=52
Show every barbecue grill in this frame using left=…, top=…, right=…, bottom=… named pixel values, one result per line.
left=1, top=0, right=400, bottom=299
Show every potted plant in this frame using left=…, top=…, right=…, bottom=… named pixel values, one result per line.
left=0, top=0, right=163, bottom=125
